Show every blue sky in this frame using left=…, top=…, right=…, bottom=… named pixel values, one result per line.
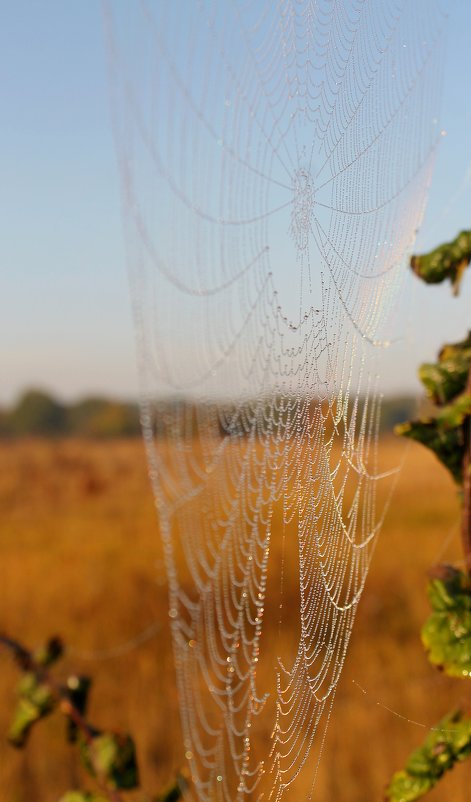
left=2, top=1, right=471, bottom=404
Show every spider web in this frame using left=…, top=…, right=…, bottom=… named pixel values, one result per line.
left=106, top=1, right=446, bottom=799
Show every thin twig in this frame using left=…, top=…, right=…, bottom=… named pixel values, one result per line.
left=462, top=366, right=471, bottom=574
left=0, top=633, right=124, bottom=802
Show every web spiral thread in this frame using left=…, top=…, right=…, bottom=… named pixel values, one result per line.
left=107, top=1, right=446, bottom=798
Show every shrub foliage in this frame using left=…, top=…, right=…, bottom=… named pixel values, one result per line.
left=386, top=229, right=471, bottom=801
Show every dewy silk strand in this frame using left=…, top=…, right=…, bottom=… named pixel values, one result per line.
left=108, top=2, right=446, bottom=798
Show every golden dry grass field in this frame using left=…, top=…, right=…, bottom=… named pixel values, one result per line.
left=0, top=436, right=470, bottom=801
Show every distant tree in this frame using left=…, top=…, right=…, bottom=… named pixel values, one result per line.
left=68, top=398, right=140, bottom=438
left=0, top=407, right=13, bottom=437
left=67, top=398, right=110, bottom=434
left=9, top=389, right=67, bottom=437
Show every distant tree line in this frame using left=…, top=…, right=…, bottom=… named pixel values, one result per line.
left=0, top=388, right=420, bottom=440
left=0, top=389, right=141, bottom=439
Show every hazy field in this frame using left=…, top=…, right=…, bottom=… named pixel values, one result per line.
left=1, top=436, right=469, bottom=801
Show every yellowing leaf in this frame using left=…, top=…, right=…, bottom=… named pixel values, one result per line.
left=422, top=568, right=471, bottom=677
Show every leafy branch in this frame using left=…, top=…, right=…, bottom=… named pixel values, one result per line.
left=386, top=231, right=471, bottom=801
left=410, top=229, right=471, bottom=296
left=0, top=633, right=185, bottom=802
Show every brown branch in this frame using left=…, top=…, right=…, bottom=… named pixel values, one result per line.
left=463, top=366, right=471, bottom=574
left=0, top=633, right=124, bottom=802
left=0, top=634, right=34, bottom=671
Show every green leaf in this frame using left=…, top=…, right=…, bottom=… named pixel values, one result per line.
left=395, top=420, right=462, bottom=484
left=8, top=672, right=56, bottom=747
left=386, top=771, right=432, bottom=802
left=422, top=568, right=471, bottom=677
left=395, top=394, right=471, bottom=484
left=8, top=698, right=47, bottom=748
left=386, top=710, right=471, bottom=801
left=419, top=332, right=471, bottom=404
left=80, top=731, right=139, bottom=790
left=437, top=393, right=471, bottom=428
left=34, top=636, right=64, bottom=668
left=410, top=229, right=471, bottom=295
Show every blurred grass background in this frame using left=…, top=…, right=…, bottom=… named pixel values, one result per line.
left=1, top=435, right=470, bottom=801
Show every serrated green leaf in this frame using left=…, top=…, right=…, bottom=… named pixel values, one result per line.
left=426, top=568, right=462, bottom=611
left=395, top=419, right=464, bottom=484
left=411, top=230, right=471, bottom=295
left=395, top=394, right=471, bottom=484
left=80, top=732, right=139, bottom=790
left=422, top=569, right=471, bottom=677
left=437, top=393, right=471, bottom=428
left=386, top=711, right=471, bottom=802
left=386, top=770, right=433, bottom=802
left=419, top=332, right=471, bottom=404
left=8, top=697, right=45, bottom=748
left=8, top=672, right=56, bottom=747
